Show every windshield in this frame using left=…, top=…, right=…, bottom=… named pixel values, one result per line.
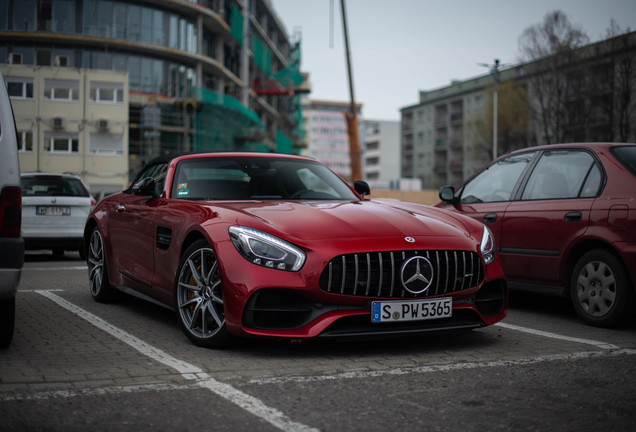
left=171, top=157, right=359, bottom=201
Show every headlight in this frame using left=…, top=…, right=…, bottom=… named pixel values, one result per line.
left=480, top=225, right=496, bottom=265
left=229, top=226, right=305, bottom=272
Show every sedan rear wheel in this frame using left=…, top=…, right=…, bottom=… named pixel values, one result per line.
left=175, top=240, right=230, bottom=348
left=88, top=227, right=117, bottom=302
left=570, top=249, right=632, bottom=327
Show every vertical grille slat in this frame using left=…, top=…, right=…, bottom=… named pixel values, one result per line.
left=340, top=255, right=346, bottom=294
left=377, top=252, right=383, bottom=297
left=319, top=249, right=485, bottom=298
left=353, top=254, right=359, bottom=296
left=364, top=254, right=371, bottom=296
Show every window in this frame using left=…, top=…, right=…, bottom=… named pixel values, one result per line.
left=6, top=77, right=33, bottom=98
left=44, top=133, right=79, bottom=153
left=89, top=81, right=124, bottom=103
left=44, top=79, right=79, bottom=101
left=460, top=152, right=537, bottom=204
left=17, top=131, right=33, bottom=152
left=521, top=150, right=598, bottom=200
left=89, top=133, right=124, bottom=154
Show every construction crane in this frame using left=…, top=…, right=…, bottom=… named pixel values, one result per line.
left=339, top=0, right=363, bottom=181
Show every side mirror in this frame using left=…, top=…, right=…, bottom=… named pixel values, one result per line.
left=439, top=185, right=458, bottom=204
left=132, top=177, right=158, bottom=198
left=354, top=180, right=371, bottom=198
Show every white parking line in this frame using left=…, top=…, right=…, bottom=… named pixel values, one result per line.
left=247, top=348, right=636, bottom=386
left=37, top=290, right=318, bottom=432
left=495, top=322, right=619, bottom=350
left=0, top=383, right=194, bottom=402
left=26, top=266, right=87, bottom=271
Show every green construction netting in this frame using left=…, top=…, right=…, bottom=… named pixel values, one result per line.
left=192, top=87, right=267, bottom=152
left=230, top=3, right=243, bottom=45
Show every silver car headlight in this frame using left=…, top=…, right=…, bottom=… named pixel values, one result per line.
left=481, top=225, right=496, bottom=265
left=229, top=226, right=306, bottom=272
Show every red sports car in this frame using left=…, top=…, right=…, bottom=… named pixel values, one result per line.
left=438, top=143, right=636, bottom=327
left=85, top=152, right=507, bottom=348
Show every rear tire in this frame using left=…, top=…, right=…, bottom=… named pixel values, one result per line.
left=0, top=297, right=15, bottom=348
left=570, top=249, right=633, bottom=327
left=87, top=227, right=118, bottom=303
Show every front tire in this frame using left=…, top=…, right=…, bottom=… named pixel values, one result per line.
left=175, top=240, right=230, bottom=348
left=570, top=249, right=633, bottom=327
left=88, top=227, right=117, bottom=303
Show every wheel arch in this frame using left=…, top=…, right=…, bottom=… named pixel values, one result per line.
left=180, top=229, right=210, bottom=258
left=84, top=217, right=98, bottom=254
left=563, top=238, right=632, bottom=294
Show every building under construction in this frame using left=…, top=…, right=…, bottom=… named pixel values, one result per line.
left=0, top=0, right=308, bottom=178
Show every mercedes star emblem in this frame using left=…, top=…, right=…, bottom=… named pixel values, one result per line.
left=400, top=256, right=434, bottom=294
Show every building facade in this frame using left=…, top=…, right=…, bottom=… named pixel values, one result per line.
left=361, top=119, right=401, bottom=189
left=401, top=31, right=636, bottom=189
left=2, top=64, right=129, bottom=193
left=1, top=0, right=307, bottom=178
left=306, top=100, right=361, bottom=179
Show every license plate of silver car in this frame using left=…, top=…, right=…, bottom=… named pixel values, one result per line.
left=36, top=206, right=71, bottom=216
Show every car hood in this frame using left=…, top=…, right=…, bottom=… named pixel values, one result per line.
left=217, top=199, right=476, bottom=241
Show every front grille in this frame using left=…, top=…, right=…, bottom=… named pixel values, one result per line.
left=318, top=250, right=484, bottom=298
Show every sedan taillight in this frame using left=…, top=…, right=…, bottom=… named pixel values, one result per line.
left=0, top=186, right=22, bottom=237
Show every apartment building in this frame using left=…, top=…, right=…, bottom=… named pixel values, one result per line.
left=1, top=0, right=308, bottom=178
left=1, top=64, right=128, bottom=193
left=361, top=119, right=401, bottom=189
left=306, top=100, right=362, bottom=179
left=401, top=31, right=636, bottom=189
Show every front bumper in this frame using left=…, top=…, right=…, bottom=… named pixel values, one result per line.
left=216, top=238, right=508, bottom=340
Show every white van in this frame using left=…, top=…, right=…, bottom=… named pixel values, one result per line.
left=0, top=70, right=24, bottom=347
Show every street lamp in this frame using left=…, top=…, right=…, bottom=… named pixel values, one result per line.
left=479, top=59, right=501, bottom=160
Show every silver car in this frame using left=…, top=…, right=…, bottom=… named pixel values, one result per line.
left=21, top=173, right=94, bottom=258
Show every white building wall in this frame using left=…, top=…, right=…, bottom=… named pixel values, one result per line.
left=1, top=64, right=129, bottom=194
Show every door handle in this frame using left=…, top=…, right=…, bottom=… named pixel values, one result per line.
left=483, top=213, right=497, bottom=223
left=115, top=204, right=125, bottom=213
left=564, top=211, right=582, bottom=222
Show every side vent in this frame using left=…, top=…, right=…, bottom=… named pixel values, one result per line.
left=156, top=227, right=172, bottom=251
left=52, top=117, right=65, bottom=129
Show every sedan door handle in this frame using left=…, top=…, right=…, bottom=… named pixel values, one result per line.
left=115, top=204, right=125, bottom=213
left=564, top=211, right=582, bottom=222
left=483, top=213, right=497, bottom=223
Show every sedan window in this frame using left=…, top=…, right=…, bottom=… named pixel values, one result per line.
left=460, top=152, right=536, bottom=204
left=521, top=150, right=597, bottom=200
left=612, top=146, right=636, bottom=177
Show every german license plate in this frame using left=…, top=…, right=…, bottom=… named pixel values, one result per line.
left=36, top=206, right=71, bottom=216
left=371, top=297, right=452, bottom=323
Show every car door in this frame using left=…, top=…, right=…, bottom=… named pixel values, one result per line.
left=499, top=149, right=600, bottom=285
left=449, top=151, right=538, bottom=246
left=108, top=163, right=168, bottom=289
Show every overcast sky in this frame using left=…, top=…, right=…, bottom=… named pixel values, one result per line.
left=270, top=0, right=636, bottom=120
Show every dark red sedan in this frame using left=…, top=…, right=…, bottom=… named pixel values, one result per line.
left=438, top=143, right=636, bottom=327
left=85, top=152, right=507, bottom=348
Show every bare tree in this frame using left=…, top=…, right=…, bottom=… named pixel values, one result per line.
left=518, top=11, right=589, bottom=144
left=472, top=80, right=534, bottom=159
